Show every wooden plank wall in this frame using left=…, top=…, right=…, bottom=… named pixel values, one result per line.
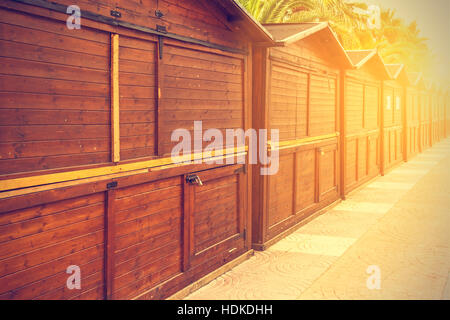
left=160, top=42, right=244, bottom=155
left=119, top=36, right=157, bottom=160
left=0, top=0, right=252, bottom=300
left=0, top=193, right=106, bottom=299
left=382, top=81, right=404, bottom=173
left=405, top=88, right=421, bottom=160
left=111, top=176, right=183, bottom=300
left=440, top=93, right=447, bottom=139
left=0, top=7, right=111, bottom=176
left=447, top=94, right=450, bottom=138
left=419, top=91, right=431, bottom=150
left=252, top=38, right=340, bottom=248
left=430, top=92, right=441, bottom=144
left=0, top=0, right=248, bottom=182
left=343, top=68, right=380, bottom=194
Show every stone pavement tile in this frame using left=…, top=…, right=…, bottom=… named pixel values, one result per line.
left=186, top=251, right=337, bottom=300
left=390, top=168, right=429, bottom=175
left=347, top=188, right=407, bottom=203
left=367, top=215, right=450, bottom=248
left=365, top=181, right=416, bottom=191
left=442, top=273, right=450, bottom=300
left=274, top=233, right=357, bottom=257
left=412, top=159, right=445, bottom=164
left=298, top=237, right=449, bottom=300
left=377, top=172, right=428, bottom=184
left=332, top=201, right=394, bottom=214
left=295, top=210, right=383, bottom=238
left=297, top=141, right=450, bottom=300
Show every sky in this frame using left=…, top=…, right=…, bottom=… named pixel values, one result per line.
left=357, top=0, right=450, bottom=85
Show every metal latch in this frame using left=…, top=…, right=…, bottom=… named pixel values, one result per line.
left=107, top=181, right=118, bottom=189
left=110, top=10, right=121, bottom=18
left=186, top=174, right=203, bottom=186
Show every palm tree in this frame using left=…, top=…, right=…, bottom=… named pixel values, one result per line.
left=237, top=0, right=433, bottom=76
left=239, top=0, right=369, bottom=49
left=238, top=0, right=305, bottom=23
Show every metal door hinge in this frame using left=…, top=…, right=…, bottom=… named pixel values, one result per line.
left=110, top=10, right=121, bottom=18
left=107, top=181, right=118, bottom=189
left=156, top=25, right=167, bottom=33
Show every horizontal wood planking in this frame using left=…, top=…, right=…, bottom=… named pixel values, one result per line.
left=0, top=0, right=253, bottom=302
left=192, top=174, right=239, bottom=254
left=119, top=36, right=157, bottom=161
left=343, top=68, right=381, bottom=193
left=0, top=192, right=105, bottom=299
left=270, top=64, right=307, bottom=141
left=112, top=176, right=183, bottom=299
left=0, top=11, right=111, bottom=175
left=309, top=74, right=336, bottom=136
left=159, top=44, right=244, bottom=155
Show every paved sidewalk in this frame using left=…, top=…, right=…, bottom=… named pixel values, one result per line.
left=185, top=138, right=450, bottom=300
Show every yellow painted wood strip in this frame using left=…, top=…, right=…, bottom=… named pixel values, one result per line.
left=0, top=151, right=247, bottom=199
left=0, top=147, right=247, bottom=192
left=268, top=133, right=339, bottom=151
left=111, top=33, right=120, bottom=163
left=345, top=129, right=379, bottom=139
left=0, top=168, right=148, bottom=199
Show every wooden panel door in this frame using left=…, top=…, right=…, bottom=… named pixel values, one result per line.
left=318, top=143, right=338, bottom=201
left=184, top=165, right=246, bottom=270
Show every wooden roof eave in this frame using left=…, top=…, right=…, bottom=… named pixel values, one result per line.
left=267, top=23, right=353, bottom=69
left=349, top=50, right=391, bottom=80
left=220, top=0, right=275, bottom=46
left=407, top=72, right=423, bottom=87
left=386, top=64, right=410, bottom=86
left=278, top=22, right=328, bottom=45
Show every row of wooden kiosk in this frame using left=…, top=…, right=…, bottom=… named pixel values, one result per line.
left=0, top=0, right=448, bottom=300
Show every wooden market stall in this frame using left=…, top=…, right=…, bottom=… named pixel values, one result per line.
left=437, top=87, right=447, bottom=140
left=444, top=89, right=450, bottom=138
left=251, top=22, right=353, bottom=250
left=404, top=72, right=422, bottom=160
left=382, top=64, right=409, bottom=173
left=430, top=83, right=441, bottom=144
left=419, top=79, right=432, bottom=150
left=0, top=0, right=273, bottom=300
left=341, top=50, right=390, bottom=195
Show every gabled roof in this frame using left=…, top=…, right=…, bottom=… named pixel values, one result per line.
left=429, top=81, right=437, bottom=92
left=262, top=22, right=353, bottom=68
left=346, top=49, right=377, bottom=67
left=385, top=64, right=410, bottom=85
left=422, top=79, right=432, bottom=91
left=407, top=72, right=423, bottom=86
left=346, top=49, right=391, bottom=79
left=385, top=64, right=403, bottom=79
left=263, top=22, right=328, bottom=43
left=212, top=0, right=274, bottom=45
